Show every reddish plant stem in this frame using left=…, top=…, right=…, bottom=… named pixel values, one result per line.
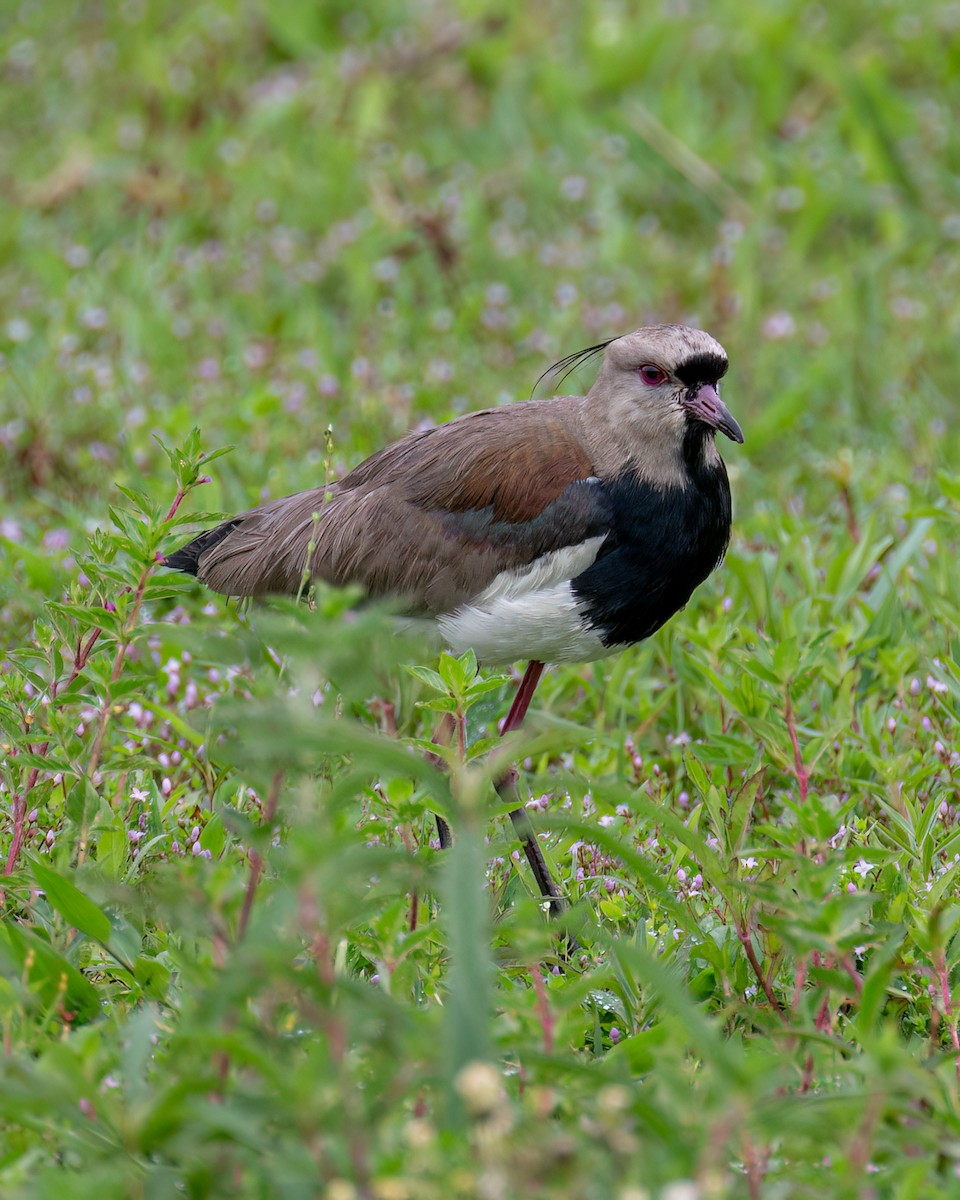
left=4, top=484, right=188, bottom=883
left=800, top=953, right=835, bottom=1094
left=933, top=946, right=960, bottom=1082
left=3, top=778, right=36, bottom=883
left=312, top=929, right=347, bottom=1063
left=455, top=706, right=467, bottom=761
left=838, top=482, right=861, bottom=543
left=812, top=953, right=834, bottom=1033
left=212, top=772, right=284, bottom=1104
left=735, top=916, right=784, bottom=1012
left=815, top=991, right=833, bottom=1032
left=369, top=698, right=397, bottom=740
left=846, top=1092, right=881, bottom=1179
left=791, top=955, right=809, bottom=1012
left=800, top=1053, right=815, bottom=1095
left=840, top=954, right=864, bottom=999
left=529, top=964, right=555, bottom=1055
left=425, top=712, right=455, bottom=849
left=86, top=487, right=186, bottom=781
left=236, top=770, right=283, bottom=944
left=784, top=689, right=809, bottom=804
left=305, top=922, right=373, bottom=1196
left=741, top=1134, right=767, bottom=1200
left=3, top=626, right=104, bottom=885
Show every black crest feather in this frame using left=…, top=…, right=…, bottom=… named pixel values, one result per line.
left=532, top=336, right=619, bottom=398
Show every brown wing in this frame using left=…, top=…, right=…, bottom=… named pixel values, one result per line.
left=183, top=397, right=610, bottom=613
left=340, top=399, right=595, bottom=522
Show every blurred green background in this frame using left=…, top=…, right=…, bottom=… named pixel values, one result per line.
left=3, top=0, right=959, bottom=542
left=2, top=2, right=960, bottom=1197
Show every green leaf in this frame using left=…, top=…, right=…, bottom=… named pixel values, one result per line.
left=937, top=470, right=960, bottom=505
left=198, top=444, right=235, bottom=466
left=199, top=814, right=226, bottom=859
left=464, top=677, right=509, bottom=700
left=684, top=753, right=711, bottom=798
left=65, top=779, right=99, bottom=828
left=29, top=858, right=112, bottom=944
left=443, top=822, right=493, bottom=1113
left=0, top=922, right=100, bottom=1024
left=415, top=696, right=458, bottom=713
left=134, top=955, right=171, bottom=1001
left=604, top=1023, right=670, bottom=1073
left=0, top=537, right=58, bottom=592
left=96, top=825, right=129, bottom=881
left=729, top=770, right=764, bottom=854
left=405, top=665, right=447, bottom=693
left=437, top=652, right=466, bottom=693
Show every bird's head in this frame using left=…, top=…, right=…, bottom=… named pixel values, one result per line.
left=595, top=324, right=742, bottom=444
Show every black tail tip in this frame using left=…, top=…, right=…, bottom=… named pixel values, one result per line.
left=163, top=544, right=202, bottom=577
left=164, top=519, right=239, bottom=580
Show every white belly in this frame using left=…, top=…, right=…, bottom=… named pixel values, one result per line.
left=436, top=537, right=615, bottom=666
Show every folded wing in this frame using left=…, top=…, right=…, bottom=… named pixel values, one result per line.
left=167, top=398, right=613, bottom=616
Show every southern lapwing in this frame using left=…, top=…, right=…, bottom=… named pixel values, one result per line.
left=166, top=324, right=743, bottom=908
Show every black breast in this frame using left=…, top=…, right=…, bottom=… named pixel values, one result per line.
left=571, top=431, right=732, bottom=648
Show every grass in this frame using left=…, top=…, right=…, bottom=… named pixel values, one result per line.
left=1, top=1, right=960, bottom=1195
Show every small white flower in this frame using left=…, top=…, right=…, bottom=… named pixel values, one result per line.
left=762, top=311, right=796, bottom=339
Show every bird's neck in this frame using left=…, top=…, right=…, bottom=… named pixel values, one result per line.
left=577, top=394, right=690, bottom=491
left=681, top=424, right=725, bottom=491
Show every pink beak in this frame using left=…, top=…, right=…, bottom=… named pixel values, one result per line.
left=682, top=383, right=744, bottom=444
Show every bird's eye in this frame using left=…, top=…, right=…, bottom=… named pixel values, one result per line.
left=638, top=364, right=667, bottom=386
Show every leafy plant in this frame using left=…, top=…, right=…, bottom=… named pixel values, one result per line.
left=3, top=1, right=960, bottom=1195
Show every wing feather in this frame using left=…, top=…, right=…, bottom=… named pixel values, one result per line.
left=176, top=397, right=612, bottom=613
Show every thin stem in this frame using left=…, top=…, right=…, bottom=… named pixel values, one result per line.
left=4, top=618, right=105, bottom=885
left=424, top=712, right=456, bottom=848
left=529, top=964, right=555, bottom=1054
left=735, top=916, right=784, bottom=1012
left=3, top=481, right=192, bottom=881
left=933, top=946, right=960, bottom=1082
left=784, top=688, right=809, bottom=804
left=791, top=954, right=809, bottom=1012
left=236, top=771, right=283, bottom=944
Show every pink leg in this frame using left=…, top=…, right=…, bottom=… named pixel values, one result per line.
left=500, top=660, right=545, bottom=734
left=428, top=660, right=567, bottom=919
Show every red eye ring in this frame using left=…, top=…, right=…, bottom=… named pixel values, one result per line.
left=639, top=363, right=667, bottom=386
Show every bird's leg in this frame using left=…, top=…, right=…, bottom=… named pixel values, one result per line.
left=493, top=661, right=566, bottom=914
left=424, top=663, right=566, bottom=914
left=499, top=659, right=545, bottom=737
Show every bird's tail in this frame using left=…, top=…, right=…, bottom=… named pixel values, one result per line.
left=163, top=520, right=240, bottom=577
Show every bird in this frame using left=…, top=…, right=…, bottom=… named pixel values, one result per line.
left=165, top=323, right=743, bottom=908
